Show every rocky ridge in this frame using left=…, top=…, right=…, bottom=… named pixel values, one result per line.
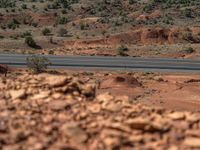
left=0, top=74, right=200, bottom=150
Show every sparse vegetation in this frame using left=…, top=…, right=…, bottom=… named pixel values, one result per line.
left=0, top=0, right=15, bottom=8
left=42, top=28, right=51, bottom=36
left=56, top=16, right=68, bottom=25
left=117, top=45, right=129, bottom=56
left=0, top=35, right=4, bottom=39
left=26, top=55, right=51, bottom=74
left=25, top=36, right=37, bottom=48
left=20, top=31, right=32, bottom=38
left=7, top=19, right=20, bottom=30
left=183, top=47, right=195, bottom=54
left=21, top=4, right=27, bottom=9
left=0, top=0, right=200, bottom=57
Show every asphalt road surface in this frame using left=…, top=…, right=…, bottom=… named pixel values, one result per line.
left=0, top=54, right=200, bottom=72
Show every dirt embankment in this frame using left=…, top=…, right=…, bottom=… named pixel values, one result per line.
left=64, top=27, right=200, bottom=49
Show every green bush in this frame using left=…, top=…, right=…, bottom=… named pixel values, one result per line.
left=20, top=31, right=32, bottom=38
left=42, top=28, right=51, bottom=36
left=56, top=16, right=68, bottom=24
left=26, top=55, right=51, bottom=74
left=183, top=47, right=195, bottom=54
left=21, top=4, right=27, bottom=9
left=0, top=0, right=16, bottom=8
left=10, top=34, right=19, bottom=40
left=0, top=35, right=4, bottom=39
left=117, top=45, right=129, bottom=56
left=129, top=0, right=136, bottom=5
left=7, top=19, right=20, bottom=29
left=183, top=8, right=193, bottom=18
left=25, top=36, right=37, bottom=48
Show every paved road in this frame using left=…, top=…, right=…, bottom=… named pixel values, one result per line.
left=0, top=54, right=200, bottom=72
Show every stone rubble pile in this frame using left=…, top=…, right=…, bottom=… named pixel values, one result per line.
left=0, top=74, right=200, bottom=150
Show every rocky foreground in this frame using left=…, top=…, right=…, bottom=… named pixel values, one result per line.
left=0, top=74, right=200, bottom=150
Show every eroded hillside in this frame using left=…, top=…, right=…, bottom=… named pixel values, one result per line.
left=0, top=0, right=200, bottom=58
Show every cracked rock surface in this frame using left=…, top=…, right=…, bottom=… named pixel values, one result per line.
left=0, top=73, right=200, bottom=150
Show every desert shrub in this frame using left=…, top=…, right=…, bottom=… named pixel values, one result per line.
left=20, top=31, right=32, bottom=38
left=183, top=47, right=195, bottom=54
left=48, top=37, right=55, bottom=44
left=183, top=32, right=193, bottom=41
left=101, top=30, right=106, bottom=36
left=117, top=45, right=129, bottom=56
left=80, top=23, right=85, bottom=30
left=129, top=0, right=136, bottom=5
left=42, top=28, right=51, bottom=36
left=7, top=19, right=20, bottom=29
left=143, top=0, right=200, bottom=12
left=10, top=34, right=19, bottom=40
left=117, top=44, right=129, bottom=51
left=143, top=2, right=155, bottom=12
left=0, top=35, right=4, bottom=39
left=61, top=9, right=67, bottom=14
left=26, top=55, right=51, bottom=74
left=56, top=16, right=68, bottom=24
left=21, top=4, right=27, bottom=9
left=1, top=25, right=6, bottom=30
left=162, top=16, right=174, bottom=25
left=48, top=50, right=54, bottom=54
left=25, top=36, right=37, bottom=48
left=0, top=0, right=15, bottom=8
left=183, top=8, right=193, bottom=18
left=58, top=28, right=68, bottom=37
left=11, top=8, right=15, bottom=12
left=32, top=22, right=38, bottom=27
left=32, top=5, right=36, bottom=9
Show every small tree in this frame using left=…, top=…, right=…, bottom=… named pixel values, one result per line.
left=42, top=28, right=51, bottom=36
left=117, top=44, right=129, bottom=56
left=25, top=36, right=37, bottom=48
left=26, top=55, right=51, bottom=74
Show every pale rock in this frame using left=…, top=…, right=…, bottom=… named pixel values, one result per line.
left=153, top=76, right=165, bottom=82
left=185, top=113, right=200, bottom=123
left=126, top=118, right=150, bottom=130
left=168, top=145, right=178, bottom=150
left=129, top=135, right=143, bottom=142
left=52, top=93, right=62, bottom=99
left=61, top=123, right=88, bottom=143
left=149, top=120, right=169, bottom=132
left=185, top=130, right=200, bottom=137
left=47, top=76, right=69, bottom=87
left=88, top=103, right=101, bottom=113
left=9, top=89, right=26, bottom=99
left=103, top=102, right=122, bottom=112
left=96, top=93, right=114, bottom=102
left=48, top=100, right=69, bottom=111
left=31, top=91, right=50, bottom=100
left=103, top=136, right=120, bottom=148
left=184, top=137, right=200, bottom=148
left=167, top=112, right=185, bottom=120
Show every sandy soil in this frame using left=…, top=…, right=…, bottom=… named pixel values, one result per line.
left=4, top=68, right=200, bottom=111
